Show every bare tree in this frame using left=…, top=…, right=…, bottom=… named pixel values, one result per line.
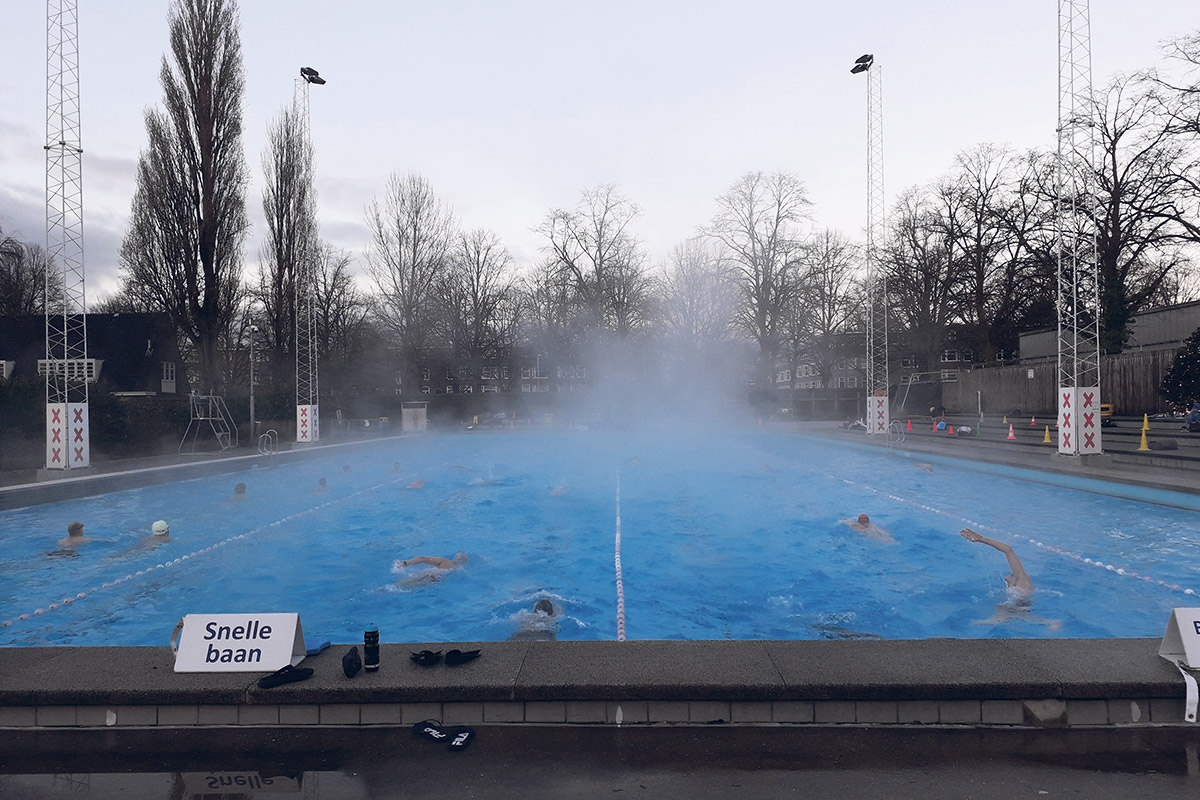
left=538, top=184, right=647, bottom=334
left=310, top=244, right=369, bottom=403
left=789, top=229, right=862, bottom=381
left=118, top=0, right=249, bottom=391
left=437, top=228, right=519, bottom=393
left=254, top=105, right=317, bottom=384
left=0, top=229, right=62, bottom=317
left=660, top=238, right=736, bottom=350
left=515, top=259, right=575, bottom=372
left=1089, top=75, right=1199, bottom=351
left=881, top=187, right=963, bottom=371
left=365, top=172, right=456, bottom=395
left=706, top=171, right=812, bottom=387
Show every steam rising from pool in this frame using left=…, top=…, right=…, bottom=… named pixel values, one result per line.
left=2, top=426, right=1198, bottom=645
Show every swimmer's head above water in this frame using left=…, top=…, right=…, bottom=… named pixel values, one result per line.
left=857, top=513, right=870, bottom=526
left=534, top=598, right=556, bottom=616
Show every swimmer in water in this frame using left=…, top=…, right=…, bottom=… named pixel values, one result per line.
left=56, top=521, right=92, bottom=550
left=961, top=528, right=1060, bottom=629
left=393, top=552, right=467, bottom=587
left=844, top=513, right=895, bottom=544
left=313, top=477, right=328, bottom=494
left=508, top=597, right=563, bottom=641
left=232, top=482, right=247, bottom=500
left=407, top=479, right=424, bottom=489
left=147, top=519, right=170, bottom=543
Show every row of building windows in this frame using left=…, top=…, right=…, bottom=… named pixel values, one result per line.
left=412, top=365, right=587, bottom=383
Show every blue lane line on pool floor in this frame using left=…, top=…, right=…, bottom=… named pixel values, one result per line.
left=839, top=476, right=1199, bottom=599
left=0, top=477, right=409, bottom=631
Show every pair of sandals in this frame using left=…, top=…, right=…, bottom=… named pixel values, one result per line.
left=413, top=719, right=474, bottom=751
left=410, top=648, right=481, bottom=667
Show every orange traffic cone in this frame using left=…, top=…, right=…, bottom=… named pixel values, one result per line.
left=1030, top=415, right=1037, bottom=427
left=947, top=425, right=956, bottom=435
left=906, top=419, right=912, bottom=431
left=1007, top=423, right=1016, bottom=440
left=1043, top=426, right=1051, bottom=443
left=932, top=420, right=938, bottom=432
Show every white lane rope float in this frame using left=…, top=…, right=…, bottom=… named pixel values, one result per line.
left=615, top=472, right=626, bottom=642
left=1, top=478, right=408, bottom=630
left=839, top=476, right=1198, bottom=597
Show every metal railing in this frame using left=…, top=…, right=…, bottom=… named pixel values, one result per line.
left=257, top=429, right=279, bottom=456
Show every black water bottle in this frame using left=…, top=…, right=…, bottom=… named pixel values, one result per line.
left=364, top=625, right=380, bottom=671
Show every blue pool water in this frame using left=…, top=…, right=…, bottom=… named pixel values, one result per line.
left=1, top=427, right=1197, bottom=647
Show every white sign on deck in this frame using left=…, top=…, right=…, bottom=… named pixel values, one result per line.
left=173, top=613, right=305, bottom=673
left=1158, top=607, right=1200, bottom=723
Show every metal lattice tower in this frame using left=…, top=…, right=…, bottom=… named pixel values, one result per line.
left=853, top=54, right=890, bottom=435
left=44, top=0, right=89, bottom=469
left=293, top=68, right=323, bottom=442
left=1055, top=0, right=1102, bottom=455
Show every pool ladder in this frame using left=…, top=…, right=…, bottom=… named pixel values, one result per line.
left=257, top=429, right=279, bottom=457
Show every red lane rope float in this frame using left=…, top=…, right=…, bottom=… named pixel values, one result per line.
left=615, top=474, right=626, bottom=642
left=838, top=477, right=1198, bottom=597
left=2, top=479, right=406, bottom=630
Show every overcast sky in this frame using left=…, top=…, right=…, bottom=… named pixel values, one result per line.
left=0, top=1, right=1195, bottom=303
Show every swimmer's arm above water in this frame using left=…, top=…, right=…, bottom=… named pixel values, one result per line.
left=960, top=529, right=1032, bottom=590
left=400, top=556, right=452, bottom=569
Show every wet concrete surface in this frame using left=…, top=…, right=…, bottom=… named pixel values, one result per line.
left=2, top=725, right=1200, bottom=799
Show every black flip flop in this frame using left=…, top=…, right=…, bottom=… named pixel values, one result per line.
left=447, top=726, right=476, bottom=751
left=256, top=664, right=314, bottom=689
left=410, top=649, right=442, bottom=666
left=412, top=719, right=449, bottom=742
left=445, top=648, right=481, bottom=666
left=342, top=646, right=362, bottom=678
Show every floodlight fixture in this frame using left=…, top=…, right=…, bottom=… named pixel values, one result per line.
left=851, top=54, right=874, bottom=74
left=300, top=66, right=326, bottom=85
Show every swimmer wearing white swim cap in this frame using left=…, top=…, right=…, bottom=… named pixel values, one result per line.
left=152, top=520, right=170, bottom=537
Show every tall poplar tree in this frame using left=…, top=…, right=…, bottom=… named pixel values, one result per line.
left=118, top=0, right=249, bottom=391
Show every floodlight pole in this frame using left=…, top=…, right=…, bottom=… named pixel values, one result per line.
left=44, top=0, right=90, bottom=470
left=853, top=54, right=889, bottom=437
left=249, top=325, right=258, bottom=435
left=294, top=67, right=324, bottom=444
left=1055, top=0, right=1102, bottom=456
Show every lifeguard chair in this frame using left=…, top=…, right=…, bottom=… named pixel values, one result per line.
left=180, top=394, right=238, bottom=454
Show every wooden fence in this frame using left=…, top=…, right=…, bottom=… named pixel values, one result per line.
left=941, top=350, right=1179, bottom=416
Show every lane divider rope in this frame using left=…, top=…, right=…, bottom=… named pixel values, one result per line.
left=615, top=472, right=626, bottom=641
left=1, top=478, right=408, bottom=630
left=839, top=477, right=1198, bottom=597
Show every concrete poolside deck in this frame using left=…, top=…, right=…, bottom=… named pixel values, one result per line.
left=1, top=639, right=1199, bottom=797
left=0, top=638, right=1191, bottom=730
left=2, top=420, right=1200, bottom=795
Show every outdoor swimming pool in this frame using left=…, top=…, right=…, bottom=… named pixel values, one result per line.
left=1, top=427, right=1198, bottom=647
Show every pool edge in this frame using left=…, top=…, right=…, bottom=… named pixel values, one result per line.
left=0, top=638, right=1192, bottom=731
